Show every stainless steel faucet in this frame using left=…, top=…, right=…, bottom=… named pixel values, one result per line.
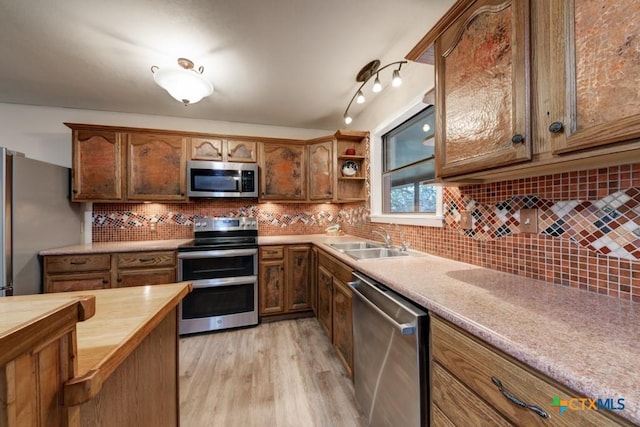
left=372, top=226, right=392, bottom=248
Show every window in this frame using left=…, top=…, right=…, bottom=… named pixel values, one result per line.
left=383, top=106, right=437, bottom=213
left=370, top=99, right=442, bottom=227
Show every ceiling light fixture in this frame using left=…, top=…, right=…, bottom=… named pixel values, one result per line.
left=343, top=59, right=407, bottom=125
left=151, top=58, right=214, bottom=106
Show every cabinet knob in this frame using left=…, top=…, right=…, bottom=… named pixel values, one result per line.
left=548, top=121, right=564, bottom=133
left=102, top=279, right=108, bottom=284
left=511, top=134, right=525, bottom=144
left=117, top=278, right=122, bottom=282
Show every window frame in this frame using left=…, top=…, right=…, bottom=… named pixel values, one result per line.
left=370, top=95, right=443, bottom=227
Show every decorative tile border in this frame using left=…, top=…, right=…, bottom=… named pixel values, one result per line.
left=444, top=187, right=640, bottom=261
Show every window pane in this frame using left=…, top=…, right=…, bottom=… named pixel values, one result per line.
left=389, top=184, right=415, bottom=213
left=419, top=182, right=438, bottom=212
left=384, top=106, right=435, bottom=172
left=383, top=161, right=437, bottom=213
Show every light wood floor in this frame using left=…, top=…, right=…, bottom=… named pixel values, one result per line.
left=179, top=318, right=366, bottom=427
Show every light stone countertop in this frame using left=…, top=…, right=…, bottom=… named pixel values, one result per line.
left=39, top=239, right=193, bottom=255
left=41, top=234, right=640, bottom=424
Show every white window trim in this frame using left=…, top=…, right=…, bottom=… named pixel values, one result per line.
left=370, top=94, right=443, bottom=227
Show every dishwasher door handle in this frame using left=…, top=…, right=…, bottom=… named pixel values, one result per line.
left=349, top=281, right=416, bottom=336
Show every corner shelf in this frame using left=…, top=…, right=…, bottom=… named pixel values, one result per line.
left=338, top=176, right=366, bottom=181
left=338, top=155, right=366, bottom=161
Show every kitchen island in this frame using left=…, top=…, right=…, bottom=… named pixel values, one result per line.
left=0, top=282, right=191, bottom=427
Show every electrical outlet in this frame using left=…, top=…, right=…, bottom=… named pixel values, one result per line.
left=459, top=211, right=473, bottom=230
left=520, top=208, right=538, bottom=234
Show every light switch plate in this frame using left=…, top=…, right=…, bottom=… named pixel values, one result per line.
left=459, top=211, right=473, bottom=230
left=520, top=208, right=538, bottom=234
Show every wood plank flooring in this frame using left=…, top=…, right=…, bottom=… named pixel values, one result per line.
left=179, top=318, right=366, bottom=427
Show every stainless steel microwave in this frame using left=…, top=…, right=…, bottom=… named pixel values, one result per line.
left=187, top=160, right=258, bottom=198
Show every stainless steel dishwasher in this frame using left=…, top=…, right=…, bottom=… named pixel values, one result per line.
left=350, top=271, right=428, bottom=427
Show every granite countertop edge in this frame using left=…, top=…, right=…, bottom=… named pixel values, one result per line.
left=40, top=234, right=640, bottom=424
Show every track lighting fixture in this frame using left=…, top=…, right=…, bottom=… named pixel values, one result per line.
left=343, top=59, right=407, bottom=125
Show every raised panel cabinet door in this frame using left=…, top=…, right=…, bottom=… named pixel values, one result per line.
left=550, top=2, right=640, bottom=154
left=127, top=133, right=187, bottom=201
left=116, top=268, right=176, bottom=288
left=332, top=278, right=353, bottom=377
left=286, top=245, right=311, bottom=312
left=317, top=265, right=333, bottom=338
left=226, top=140, right=257, bottom=163
left=259, top=260, right=286, bottom=315
left=72, top=129, right=123, bottom=201
left=308, top=140, right=333, bottom=200
left=190, top=137, right=223, bottom=161
left=310, top=247, right=318, bottom=315
left=259, top=143, right=306, bottom=200
left=435, top=0, right=531, bottom=178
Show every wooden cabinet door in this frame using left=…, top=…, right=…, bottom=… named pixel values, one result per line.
left=259, top=143, right=306, bottom=200
left=127, top=133, right=187, bottom=201
left=72, top=129, right=123, bottom=201
left=116, top=268, right=176, bottom=287
left=227, top=140, right=257, bottom=163
left=308, top=140, right=333, bottom=200
left=317, top=265, right=333, bottom=338
left=310, top=247, right=318, bottom=315
left=259, top=259, right=286, bottom=315
left=44, top=272, right=110, bottom=293
left=286, top=245, right=311, bottom=312
left=549, top=2, right=640, bottom=154
left=435, top=0, right=531, bottom=178
left=190, top=137, right=223, bottom=160
left=332, top=278, right=353, bottom=377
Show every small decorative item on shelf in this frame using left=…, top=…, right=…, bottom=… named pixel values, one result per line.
left=341, top=160, right=358, bottom=177
left=345, top=148, right=356, bottom=155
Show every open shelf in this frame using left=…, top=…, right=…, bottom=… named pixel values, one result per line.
left=338, top=176, right=366, bottom=181
left=338, top=155, right=366, bottom=161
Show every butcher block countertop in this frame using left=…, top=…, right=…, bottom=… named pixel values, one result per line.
left=1, top=282, right=191, bottom=405
left=41, top=235, right=640, bottom=424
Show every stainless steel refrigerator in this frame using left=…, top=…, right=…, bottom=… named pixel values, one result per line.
left=0, top=148, right=83, bottom=296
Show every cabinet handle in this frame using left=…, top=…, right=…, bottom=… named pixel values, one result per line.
left=511, top=134, right=525, bottom=144
left=139, top=257, right=154, bottom=262
left=548, top=121, right=564, bottom=133
left=70, top=260, right=87, bottom=265
left=491, top=376, right=549, bottom=419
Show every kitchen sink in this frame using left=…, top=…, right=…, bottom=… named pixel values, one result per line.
left=327, top=241, right=384, bottom=251
left=344, top=247, right=410, bottom=260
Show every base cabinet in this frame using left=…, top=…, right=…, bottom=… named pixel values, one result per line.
left=44, top=251, right=177, bottom=293
left=430, top=314, right=633, bottom=426
left=316, top=249, right=354, bottom=377
left=259, top=245, right=312, bottom=318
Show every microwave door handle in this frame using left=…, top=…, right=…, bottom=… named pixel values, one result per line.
left=178, top=249, right=257, bottom=259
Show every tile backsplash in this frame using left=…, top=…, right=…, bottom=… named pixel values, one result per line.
left=93, top=163, right=640, bottom=302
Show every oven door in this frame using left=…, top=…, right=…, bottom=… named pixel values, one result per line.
left=178, top=248, right=258, bottom=334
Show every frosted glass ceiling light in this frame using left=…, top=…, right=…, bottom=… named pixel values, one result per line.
left=342, top=59, right=407, bottom=125
left=151, top=58, right=213, bottom=106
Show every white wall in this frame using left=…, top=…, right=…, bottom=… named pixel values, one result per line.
left=0, top=103, right=331, bottom=168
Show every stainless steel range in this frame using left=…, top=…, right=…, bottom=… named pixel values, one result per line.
left=178, top=217, right=258, bottom=335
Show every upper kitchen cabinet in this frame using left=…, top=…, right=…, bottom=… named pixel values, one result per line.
left=308, top=137, right=333, bottom=201
left=408, top=0, right=640, bottom=181
left=70, top=127, right=123, bottom=201
left=189, top=137, right=257, bottom=163
left=549, top=2, right=640, bottom=154
left=434, top=0, right=531, bottom=178
left=259, top=143, right=306, bottom=201
left=127, top=133, right=187, bottom=201
left=334, top=130, right=368, bottom=202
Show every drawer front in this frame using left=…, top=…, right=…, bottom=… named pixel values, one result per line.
left=116, top=268, right=176, bottom=287
left=116, top=251, right=175, bottom=269
left=260, top=246, right=284, bottom=260
left=318, top=250, right=352, bottom=283
left=45, top=254, right=111, bottom=273
left=45, top=272, right=110, bottom=293
left=431, top=316, right=627, bottom=427
left=432, top=362, right=512, bottom=426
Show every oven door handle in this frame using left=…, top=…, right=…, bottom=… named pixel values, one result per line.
left=178, top=248, right=258, bottom=259
left=189, top=276, right=258, bottom=288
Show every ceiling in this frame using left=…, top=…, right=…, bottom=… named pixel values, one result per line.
left=0, top=0, right=453, bottom=130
